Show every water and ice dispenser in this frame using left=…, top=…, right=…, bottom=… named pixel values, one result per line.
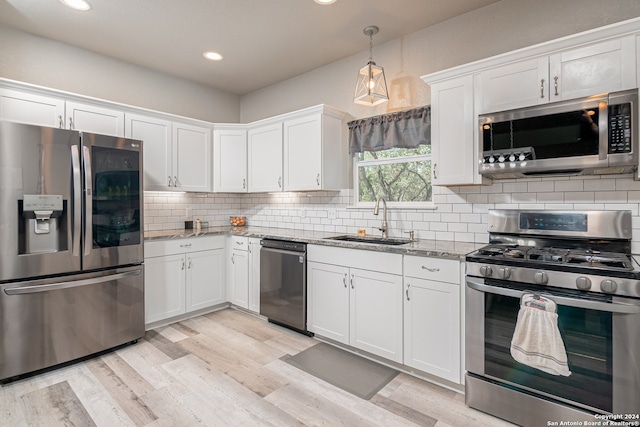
left=20, top=194, right=66, bottom=254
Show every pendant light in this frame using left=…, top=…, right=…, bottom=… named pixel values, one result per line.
left=354, top=26, right=389, bottom=106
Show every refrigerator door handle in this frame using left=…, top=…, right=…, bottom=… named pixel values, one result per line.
left=4, top=269, right=142, bottom=295
left=71, top=145, right=82, bottom=257
left=82, top=145, right=93, bottom=256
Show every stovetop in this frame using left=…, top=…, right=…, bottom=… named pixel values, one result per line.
left=470, top=244, right=635, bottom=271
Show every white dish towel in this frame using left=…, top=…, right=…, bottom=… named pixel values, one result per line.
left=510, top=293, right=571, bottom=376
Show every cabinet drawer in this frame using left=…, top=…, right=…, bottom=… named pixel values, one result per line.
left=145, top=235, right=225, bottom=258
left=308, top=244, right=402, bottom=275
left=229, top=235, right=249, bottom=251
left=404, top=255, right=459, bottom=284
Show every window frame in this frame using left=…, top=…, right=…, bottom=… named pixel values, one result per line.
left=352, top=149, right=435, bottom=209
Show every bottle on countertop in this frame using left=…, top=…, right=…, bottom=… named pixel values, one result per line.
left=196, top=218, right=201, bottom=234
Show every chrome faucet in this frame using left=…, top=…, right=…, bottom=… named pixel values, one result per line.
left=373, top=195, right=388, bottom=238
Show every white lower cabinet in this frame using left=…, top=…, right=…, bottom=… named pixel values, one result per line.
left=228, top=236, right=249, bottom=309
left=403, top=255, right=461, bottom=383
left=248, top=237, right=261, bottom=313
left=307, top=245, right=403, bottom=363
left=227, top=235, right=261, bottom=312
left=144, top=236, right=225, bottom=325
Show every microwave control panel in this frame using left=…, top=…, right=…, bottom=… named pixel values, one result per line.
left=608, top=103, right=631, bottom=154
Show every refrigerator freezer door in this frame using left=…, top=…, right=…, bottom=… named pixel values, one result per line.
left=0, top=265, right=144, bottom=381
left=82, top=133, right=144, bottom=271
left=0, top=122, right=81, bottom=282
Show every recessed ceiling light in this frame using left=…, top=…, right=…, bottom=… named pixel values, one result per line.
left=314, top=0, right=337, bottom=4
left=60, top=0, right=92, bottom=11
left=203, top=51, right=223, bottom=61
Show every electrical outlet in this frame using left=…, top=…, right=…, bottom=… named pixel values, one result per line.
left=328, top=208, right=337, bottom=219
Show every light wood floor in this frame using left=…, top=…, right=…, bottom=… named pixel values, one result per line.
left=0, top=308, right=515, bottom=426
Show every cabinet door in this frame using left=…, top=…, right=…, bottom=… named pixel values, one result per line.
left=144, top=254, right=186, bottom=324
left=173, top=122, right=212, bottom=192
left=0, top=89, right=65, bottom=128
left=125, top=113, right=172, bottom=191
left=247, top=123, right=283, bottom=192
left=186, top=249, right=225, bottom=312
left=248, top=238, right=261, bottom=313
left=404, top=277, right=460, bottom=383
left=213, top=127, right=247, bottom=192
left=431, top=75, right=480, bottom=186
left=478, top=57, right=549, bottom=114
left=230, top=249, right=249, bottom=309
left=66, top=101, right=125, bottom=137
left=307, top=261, right=349, bottom=344
left=549, top=36, right=636, bottom=101
left=283, top=114, right=322, bottom=191
left=350, top=268, right=403, bottom=363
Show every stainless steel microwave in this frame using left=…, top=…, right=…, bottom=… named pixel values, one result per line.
left=479, top=89, right=638, bottom=179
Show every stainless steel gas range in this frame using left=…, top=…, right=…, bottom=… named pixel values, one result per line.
left=465, top=210, right=640, bottom=427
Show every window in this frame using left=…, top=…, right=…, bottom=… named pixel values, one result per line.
left=354, top=145, right=432, bottom=207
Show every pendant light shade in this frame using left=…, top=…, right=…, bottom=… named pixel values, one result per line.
left=354, top=26, right=389, bottom=106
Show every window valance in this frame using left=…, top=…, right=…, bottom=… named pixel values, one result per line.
left=348, top=106, right=431, bottom=154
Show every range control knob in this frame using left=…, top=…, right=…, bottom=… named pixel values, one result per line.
left=534, top=271, right=548, bottom=285
left=479, top=266, right=493, bottom=277
left=600, top=279, right=617, bottom=294
left=498, top=267, right=511, bottom=279
left=575, top=277, right=592, bottom=291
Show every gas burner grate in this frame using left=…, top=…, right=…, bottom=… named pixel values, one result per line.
left=471, top=245, right=635, bottom=271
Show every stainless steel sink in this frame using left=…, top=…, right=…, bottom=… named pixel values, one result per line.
left=328, top=235, right=412, bottom=246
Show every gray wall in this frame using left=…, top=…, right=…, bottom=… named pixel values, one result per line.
left=0, top=25, right=240, bottom=123
left=239, top=0, right=640, bottom=122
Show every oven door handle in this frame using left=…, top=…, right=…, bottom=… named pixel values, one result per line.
left=466, top=278, right=640, bottom=314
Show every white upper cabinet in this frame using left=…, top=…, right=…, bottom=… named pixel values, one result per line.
left=172, top=122, right=212, bottom=192
left=66, top=101, right=125, bottom=137
left=126, top=114, right=212, bottom=192
left=0, top=89, right=65, bottom=128
left=549, top=36, right=636, bottom=101
left=125, top=113, right=172, bottom=191
left=0, top=89, right=124, bottom=136
left=478, top=57, right=549, bottom=113
left=213, top=125, right=247, bottom=192
left=430, top=74, right=481, bottom=186
left=247, top=122, right=283, bottom=192
left=283, top=106, right=348, bottom=192
left=479, top=36, right=636, bottom=114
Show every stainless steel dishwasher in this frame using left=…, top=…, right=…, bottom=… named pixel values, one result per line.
left=259, top=239, right=310, bottom=335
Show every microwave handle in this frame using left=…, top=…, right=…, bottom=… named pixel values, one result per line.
left=466, top=277, right=640, bottom=314
left=598, top=100, right=608, bottom=161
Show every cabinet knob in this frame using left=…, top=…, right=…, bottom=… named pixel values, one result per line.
left=553, top=76, right=559, bottom=96
left=174, top=176, right=179, bottom=187
left=316, top=173, right=320, bottom=186
left=58, top=115, right=64, bottom=128
left=540, top=79, right=545, bottom=98
left=278, top=176, right=282, bottom=188
left=421, top=265, right=440, bottom=272
left=68, top=117, right=74, bottom=130
left=350, top=273, right=354, bottom=289
left=243, top=178, right=246, bottom=189
left=343, top=273, right=347, bottom=288
left=168, top=176, right=173, bottom=187
left=406, top=284, right=411, bottom=301
left=433, top=163, right=438, bottom=179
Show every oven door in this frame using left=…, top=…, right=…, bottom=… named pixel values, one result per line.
left=466, top=276, right=640, bottom=414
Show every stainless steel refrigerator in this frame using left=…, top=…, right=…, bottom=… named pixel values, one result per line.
left=0, top=121, right=145, bottom=381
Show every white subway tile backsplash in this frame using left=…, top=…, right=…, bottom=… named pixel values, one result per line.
left=143, top=174, right=640, bottom=249
left=554, top=180, right=583, bottom=192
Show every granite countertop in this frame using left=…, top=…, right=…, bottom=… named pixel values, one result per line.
left=144, top=226, right=482, bottom=260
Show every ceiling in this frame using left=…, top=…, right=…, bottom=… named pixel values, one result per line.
left=0, top=0, right=500, bottom=95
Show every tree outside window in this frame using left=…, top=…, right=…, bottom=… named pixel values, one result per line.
left=355, top=145, right=432, bottom=206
